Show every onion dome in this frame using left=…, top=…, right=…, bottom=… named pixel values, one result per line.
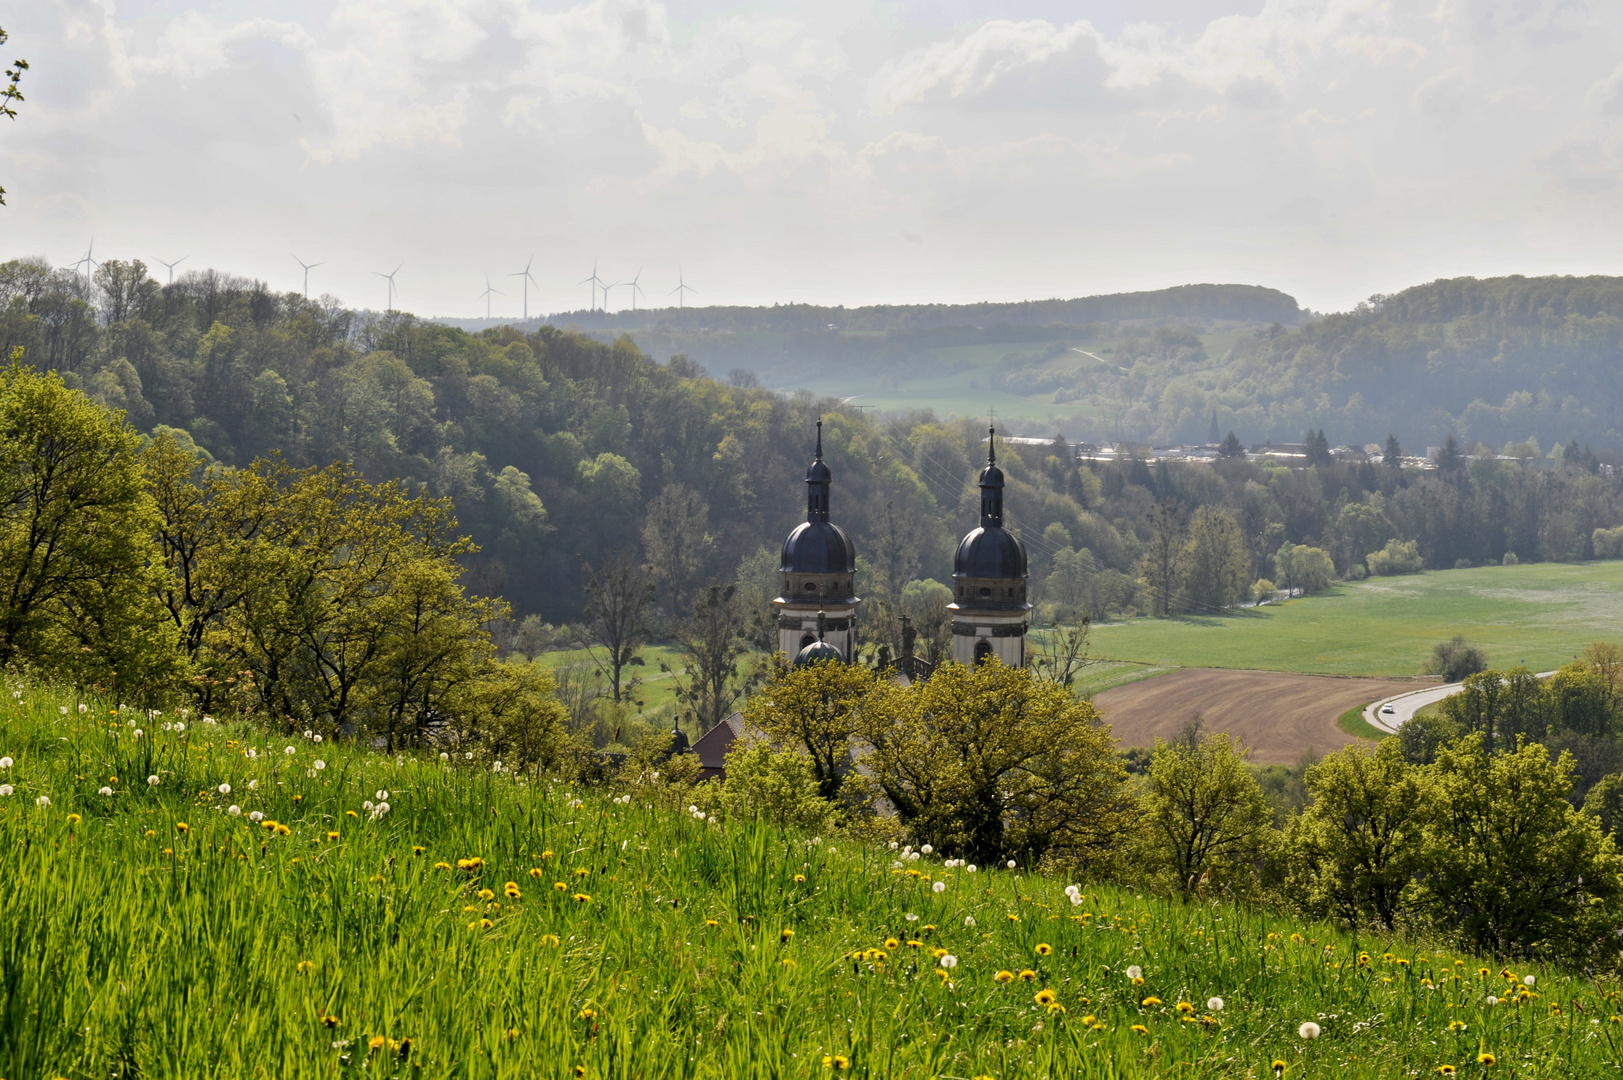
left=781, top=420, right=856, bottom=574
left=794, top=638, right=844, bottom=667
left=954, top=426, right=1028, bottom=581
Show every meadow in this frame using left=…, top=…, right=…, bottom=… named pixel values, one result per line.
left=1087, top=561, right=1623, bottom=678
left=4, top=683, right=1621, bottom=1078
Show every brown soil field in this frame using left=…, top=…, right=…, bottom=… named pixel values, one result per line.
left=1093, top=668, right=1437, bottom=764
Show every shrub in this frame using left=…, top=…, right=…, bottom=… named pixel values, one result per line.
left=1366, top=538, right=1423, bottom=576
left=1594, top=526, right=1623, bottom=559
left=714, top=742, right=838, bottom=833
left=1423, top=636, right=1487, bottom=683
left=1502, top=550, right=1519, bottom=566
left=1137, top=727, right=1272, bottom=893
left=1252, top=578, right=1277, bottom=604
left=1273, top=542, right=1334, bottom=596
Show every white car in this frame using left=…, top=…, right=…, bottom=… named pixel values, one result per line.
left=1380, top=703, right=1396, bottom=716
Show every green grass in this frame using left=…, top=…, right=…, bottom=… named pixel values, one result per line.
left=1335, top=705, right=1387, bottom=742
left=533, top=644, right=691, bottom=715
left=1089, top=561, right=1623, bottom=677
left=3, top=683, right=1620, bottom=1078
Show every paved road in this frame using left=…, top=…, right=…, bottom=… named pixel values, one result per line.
left=1364, top=671, right=1558, bottom=734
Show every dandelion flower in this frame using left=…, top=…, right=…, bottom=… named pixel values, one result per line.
left=35, top=795, right=49, bottom=807
left=1272, top=1062, right=1287, bottom=1078
left=939, top=954, right=957, bottom=969
left=905, top=912, right=919, bottom=921
left=933, top=881, right=946, bottom=893
left=885, top=938, right=900, bottom=949
left=1485, top=996, right=1498, bottom=1006
left=1064, top=884, right=1080, bottom=897
left=0, top=756, right=10, bottom=768
left=1524, top=975, right=1535, bottom=987
left=1019, top=970, right=1037, bottom=982
left=147, top=775, right=159, bottom=786
left=1, top=785, right=14, bottom=797
left=1448, top=1019, right=1467, bottom=1032
left=967, top=864, right=977, bottom=873
left=439, top=752, right=449, bottom=761
left=573, top=893, right=591, bottom=903
left=320, top=1014, right=340, bottom=1029
left=994, top=970, right=1015, bottom=984
left=1176, top=1001, right=1196, bottom=1015
left=67, top=813, right=81, bottom=824
left=1125, top=965, right=1143, bottom=980
left=1477, top=1052, right=1496, bottom=1066
left=1437, top=1067, right=1457, bottom=1077
left=794, top=874, right=806, bottom=884
left=505, top=882, right=521, bottom=899
left=1035, top=943, right=1052, bottom=956
left=285, top=746, right=296, bottom=756
left=1130, top=1024, right=1149, bottom=1035
left=822, top=1054, right=850, bottom=1070
left=218, top=783, right=231, bottom=795
left=1035, top=989, right=1057, bottom=1007
left=313, top=760, right=326, bottom=771
left=1207, top=997, right=1224, bottom=1012
left=920, top=844, right=933, bottom=854
left=1298, top=1021, right=1321, bottom=1039
left=1141, top=996, right=1162, bottom=1007
left=1006, top=860, right=1017, bottom=869
left=296, top=960, right=316, bottom=974
left=368, top=1035, right=387, bottom=1051
left=964, top=916, right=976, bottom=927
left=249, top=811, right=264, bottom=822
left=705, top=919, right=720, bottom=928
left=477, top=888, right=496, bottom=901
left=376, top=789, right=388, bottom=801
left=99, top=786, right=113, bottom=797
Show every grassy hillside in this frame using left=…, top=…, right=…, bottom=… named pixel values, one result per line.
left=1088, top=561, right=1623, bottom=677
left=3, top=682, right=1615, bottom=1078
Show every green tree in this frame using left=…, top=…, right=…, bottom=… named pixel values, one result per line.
left=1331, top=501, right=1392, bottom=574
left=1284, top=739, right=1428, bottom=929
left=1179, top=505, right=1249, bottom=611
left=715, top=741, right=839, bottom=833
left=641, top=482, right=713, bottom=621
left=461, top=657, right=570, bottom=771
left=1418, top=733, right=1623, bottom=963
left=1584, top=772, right=1623, bottom=840
left=1426, top=635, right=1489, bottom=683
left=1139, top=727, right=1273, bottom=893
left=1217, top=431, right=1245, bottom=459
left=742, top=657, right=881, bottom=804
left=0, top=355, right=175, bottom=696
left=670, top=582, right=751, bottom=732
left=582, top=552, right=656, bottom=703
left=1272, top=542, right=1334, bottom=596
left=1141, top=501, right=1186, bottom=617
left=1382, top=434, right=1403, bottom=468
left=861, top=659, right=1131, bottom=869
left=1397, top=711, right=1463, bottom=765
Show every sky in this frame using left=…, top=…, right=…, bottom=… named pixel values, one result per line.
left=4, top=0, right=1623, bottom=318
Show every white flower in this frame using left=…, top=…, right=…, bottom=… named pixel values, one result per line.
left=146, top=775, right=159, bottom=786
left=1064, top=884, right=1080, bottom=898
left=227, top=805, right=241, bottom=816
left=567, top=798, right=584, bottom=809
left=304, top=730, right=313, bottom=739
left=1298, top=1021, right=1320, bottom=1040
left=1069, top=893, right=1083, bottom=906
left=465, top=751, right=474, bottom=760
left=162, top=722, right=171, bottom=731
left=132, top=729, right=143, bottom=740
left=891, top=860, right=904, bottom=870
left=889, top=841, right=899, bottom=850
left=36, top=794, right=50, bottom=806
left=1006, top=860, right=1017, bottom=869
left=313, top=734, right=322, bottom=743
left=369, top=801, right=390, bottom=820
left=938, top=954, right=958, bottom=969
left=966, top=864, right=977, bottom=873
left=1207, top=997, right=1224, bottom=1012
left=375, top=790, right=388, bottom=801
left=284, top=746, right=295, bottom=756
left=688, top=805, right=698, bottom=814
left=179, top=709, right=189, bottom=718
left=305, top=769, right=315, bottom=778
left=1486, top=996, right=1499, bottom=1006
left=313, top=760, right=325, bottom=771
left=59, top=706, right=67, bottom=715
left=907, top=851, right=921, bottom=862
left=248, top=779, right=258, bottom=789
left=249, top=811, right=264, bottom=822
left=363, top=801, right=373, bottom=811
left=0, top=756, right=11, bottom=769
left=98, top=786, right=113, bottom=796
left=1125, top=965, right=1142, bottom=980
left=963, top=916, right=976, bottom=927
left=203, top=716, right=217, bottom=725
left=244, top=748, right=257, bottom=760
left=1524, top=975, right=1536, bottom=987
left=218, top=783, right=231, bottom=795
left=932, top=881, right=946, bottom=893
left=0, top=784, right=12, bottom=797
left=920, top=844, right=933, bottom=855
left=10, top=691, right=18, bottom=698
left=904, top=912, right=919, bottom=922
left=78, top=703, right=87, bottom=713
left=439, top=752, right=449, bottom=761
left=173, top=722, right=185, bottom=732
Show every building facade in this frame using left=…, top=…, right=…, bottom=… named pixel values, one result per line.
left=774, top=421, right=860, bottom=664
left=948, top=427, right=1030, bottom=666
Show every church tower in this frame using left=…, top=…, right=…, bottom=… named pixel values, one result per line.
left=949, top=426, right=1030, bottom=666
left=775, top=421, right=860, bottom=663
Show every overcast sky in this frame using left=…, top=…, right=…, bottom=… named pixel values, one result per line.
left=4, top=0, right=1623, bottom=317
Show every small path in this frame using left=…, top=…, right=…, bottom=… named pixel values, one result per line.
left=1363, top=672, right=1558, bottom=734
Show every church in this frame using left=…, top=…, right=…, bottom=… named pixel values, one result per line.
left=775, top=421, right=1029, bottom=669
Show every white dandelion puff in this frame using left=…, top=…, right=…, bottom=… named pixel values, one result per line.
left=313, top=760, right=326, bottom=771
left=146, top=775, right=159, bottom=786
left=1207, top=997, right=1224, bottom=1012
left=0, top=784, right=12, bottom=797
left=36, top=795, right=50, bottom=806
left=963, top=916, right=976, bottom=927
left=284, top=746, right=295, bottom=756
left=932, top=881, right=947, bottom=893
left=99, top=786, right=113, bottom=796
left=920, top=844, right=933, bottom=855
left=1298, top=1021, right=1320, bottom=1039
left=0, top=756, right=11, bottom=768
left=218, top=783, right=231, bottom=795
left=227, top=805, right=241, bottom=816
left=904, top=912, right=919, bottom=922
left=249, top=811, right=264, bottom=822
left=1006, top=860, right=1017, bottom=869
left=939, top=954, right=958, bottom=969
left=1125, top=965, right=1142, bottom=981
left=1524, top=975, right=1536, bottom=987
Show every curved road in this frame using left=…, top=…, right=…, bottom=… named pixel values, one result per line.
left=1364, top=672, right=1558, bottom=734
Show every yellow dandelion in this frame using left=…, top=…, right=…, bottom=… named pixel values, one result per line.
left=1437, top=1068, right=1456, bottom=1077
left=554, top=882, right=567, bottom=891
left=822, top=1054, right=850, bottom=1069
left=1477, top=1052, right=1496, bottom=1066
left=1448, top=1019, right=1467, bottom=1032
left=67, top=813, right=81, bottom=825
left=578, top=1007, right=597, bottom=1021
left=794, top=873, right=807, bottom=883
left=504, top=882, right=521, bottom=899
left=368, top=1035, right=387, bottom=1051
left=1130, top=1024, right=1149, bottom=1035
left=144, top=829, right=156, bottom=838
left=1035, top=989, right=1057, bottom=1007
left=529, top=867, right=544, bottom=878
left=1272, top=1062, right=1287, bottom=1078
left=477, top=888, right=495, bottom=901
left=274, top=822, right=290, bottom=836
left=705, top=919, right=720, bottom=928
left=541, top=933, right=561, bottom=947
left=296, top=960, right=316, bottom=975
left=320, top=1014, right=340, bottom=1029
left=994, top=970, right=1015, bottom=983
left=176, top=822, right=189, bottom=834
left=1035, top=943, right=1052, bottom=956
left=1018, top=969, right=1037, bottom=982
left=1141, top=996, right=1162, bottom=1006
left=1176, top=1001, right=1196, bottom=1015
left=575, top=867, right=590, bottom=877
left=480, top=918, right=494, bottom=929
left=780, top=928, right=794, bottom=943
left=573, top=893, right=591, bottom=904
left=346, top=810, right=358, bottom=819
left=541, top=849, right=554, bottom=859
left=326, top=831, right=340, bottom=842
left=906, top=939, right=923, bottom=949
left=885, top=938, right=900, bottom=949
left=433, top=861, right=452, bottom=871
left=574, top=1067, right=586, bottom=1078
left=412, top=845, right=426, bottom=856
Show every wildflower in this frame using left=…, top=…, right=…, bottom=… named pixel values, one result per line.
left=1448, top=1019, right=1467, bottom=1032
left=477, top=888, right=496, bottom=901
left=285, top=747, right=295, bottom=756
left=1064, top=884, right=1080, bottom=898
left=0, top=756, right=10, bottom=768
left=1524, top=975, right=1535, bottom=987
left=1207, top=997, right=1224, bottom=1012
left=1176, top=1001, right=1196, bottom=1015
left=274, top=822, right=291, bottom=835
left=35, top=795, right=50, bottom=807
left=967, top=864, right=977, bottom=873
left=933, top=881, right=946, bottom=893
left=296, top=959, right=316, bottom=974
left=1437, top=1068, right=1457, bottom=1077
left=705, top=919, right=720, bottom=927
left=218, top=783, right=231, bottom=795
left=573, top=893, right=591, bottom=903
left=822, top=1055, right=850, bottom=1070
left=67, top=813, right=81, bottom=824
left=439, top=752, right=449, bottom=761
left=794, top=874, right=806, bottom=884
left=144, top=829, right=155, bottom=837
left=321, top=1014, right=340, bottom=1029
left=578, top=1007, right=597, bottom=1021
left=1006, top=860, right=1017, bottom=869
left=994, top=970, right=1015, bottom=983
left=780, top=928, right=794, bottom=943
left=1125, top=965, right=1143, bottom=980
left=554, top=881, right=568, bottom=891
left=505, top=882, right=521, bottom=899
left=147, top=775, right=159, bottom=786
left=1141, top=996, right=1162, bottom=1006
left=939, top=954, right=957, bottom=969
left=368, top=1035, right=387, bottom=1051
left=920, top=844, right=933, bottom=854
left=906, top=939, right=923, bottom=949
left=1485, top=996, right=1498, bottom=1006
left=904, top=912, right=919, bottom=921
left=1477, top=1053, right=1496, bottom=1066
left=541, top=934, right=561, bottom=947
left=479, top=918, right=494, bottom=929
left=1130, top=1024, right=1149, bottom=1035
left=413, top=845, right=426, bottom=856
left=1035, top=943, right=1052, bottom=956
left=1272, top=1062, right=1287, bottom=1078
left=1035, top=989, right=1057, bottom=1007
left=1, top=783, right=15, bottom=796
left=99, top=786, right=114, bottom=797
left=327, top=831, right=340, bottom=842
left=1019, top=970, right=1038, bottom=982
left=314, top=760, right=326, bottom=771
left=964, top=916, right=976, bottom=927
left=1298, top=1021, right=1321, bottom=1039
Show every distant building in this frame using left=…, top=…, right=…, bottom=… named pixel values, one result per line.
left=948, top=427, right=1030, bottom=667
left=774, top=421, right=860, bottom=665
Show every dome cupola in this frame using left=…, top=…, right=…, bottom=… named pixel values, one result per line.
left=953, top=426, right=1028, bottom=582
left=774, top=420, right=861, bottom=665
left=948, top=425, right=1030, bottom=667
left=781, top=420, right=856, bottom=575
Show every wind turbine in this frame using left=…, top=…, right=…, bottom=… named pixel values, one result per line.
left=508, top=254, right=539, bottom=321
left=372, top=264, right=402, bottom=312
left=577, top=259, right=606, bottom=311
left=67, top=238, right=98, bottom=282
left=291, top=254, right=324, bottom=299
left=477, top=275, right=503, bottom=319
left=628, top=267, right=646, bottom=312
left=155, top=256, right=187, bottom=284
left=669, top=266, right=697, bottom=308
left=602, top=279, right=625, bottom=311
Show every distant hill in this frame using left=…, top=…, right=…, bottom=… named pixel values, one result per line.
left=437, top=282, right=1303, bottom=335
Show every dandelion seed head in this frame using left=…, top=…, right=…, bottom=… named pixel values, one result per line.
left=1207, top=997, right=1224, bottom=1012
left=284, top=746, right=295, bottom=756
left=1, top=784, right=15, bottom=796
left=1298, top=1021, right=1321, bottom=1039
left=939, top=954, right=957, bottom=969
left=218, top=783, right=231, bottom=795
left=0, top=757, right=11, bottom=769
left=249, top=811, right=264, bottom=822
left=99, top=786, right=113, bottom=796
left=147, top=775, right=159, bottom=786
left=227, top=805, right=241, bottom=816
left=1125, top=965, right=1142, bottom=980
left=1006, top=860, right=1016, bottom=869
left=933, top=881, right=946, bottom=893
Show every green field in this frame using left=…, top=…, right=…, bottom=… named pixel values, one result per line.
left=2, top=682, right=1616, bottom=1078
left=1089, top=561, right=1623, bottom=677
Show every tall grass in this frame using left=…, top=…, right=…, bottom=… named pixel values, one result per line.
left=1, top=682, right=1617, bottom=1078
